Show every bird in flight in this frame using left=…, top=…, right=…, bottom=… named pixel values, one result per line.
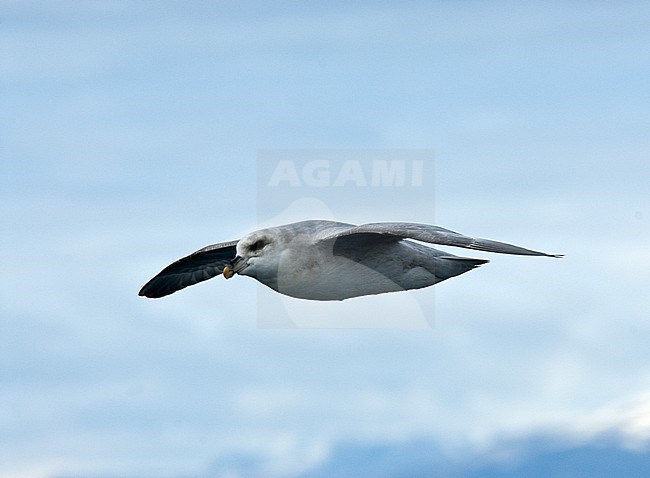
left=139, top=220, right=562, bottom=301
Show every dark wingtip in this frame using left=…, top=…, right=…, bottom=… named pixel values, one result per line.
left=138, top=281, right=166, bottom=299
left=138, top=290, right=166, bottom=299
left=138, top=286, right=153, bottom=298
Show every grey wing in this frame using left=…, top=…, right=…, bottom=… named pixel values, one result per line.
left=325, top=223, right=562, bottom=257
left=139, top=240, right=238, bottom=298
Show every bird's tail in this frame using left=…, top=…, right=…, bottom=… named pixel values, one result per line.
left=435, top=256, right=489, bottom=283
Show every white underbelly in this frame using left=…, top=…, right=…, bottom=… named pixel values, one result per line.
left=273, top=254, right=433, bottom=301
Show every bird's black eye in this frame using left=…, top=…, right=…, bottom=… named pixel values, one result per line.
left=250, top=239, right=266, bottom=252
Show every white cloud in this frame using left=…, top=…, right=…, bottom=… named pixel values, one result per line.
left=563, top=392, right=650, bottom=449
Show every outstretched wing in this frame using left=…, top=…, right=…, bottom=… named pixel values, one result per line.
left=139, top=240, right=238, bottom=298
left=324, top=223, right=562, bottom=257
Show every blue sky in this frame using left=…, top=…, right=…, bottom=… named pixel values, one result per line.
left=2, top=1, right=650, bottom=477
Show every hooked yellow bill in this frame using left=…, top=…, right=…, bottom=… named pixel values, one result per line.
left=223, top=266, right=234, bottom=279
